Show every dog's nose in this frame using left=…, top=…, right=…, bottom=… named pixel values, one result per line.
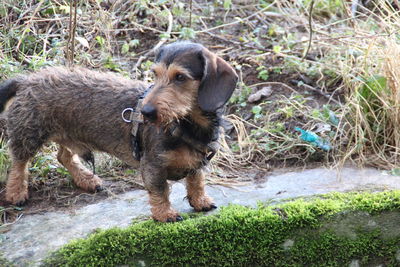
left=141, top=103, right=157, bottom=121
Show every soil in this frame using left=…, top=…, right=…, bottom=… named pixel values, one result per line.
left=0, top=164, right=143, bottom=226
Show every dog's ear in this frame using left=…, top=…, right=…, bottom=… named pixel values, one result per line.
left=198, top=49, right=238, bottom=112
left=155, top=46, right=165, bottom=62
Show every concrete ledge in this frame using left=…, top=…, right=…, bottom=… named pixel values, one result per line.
left=44, top=191, right=400, bottom=266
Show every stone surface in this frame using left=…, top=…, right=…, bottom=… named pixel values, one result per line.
left=1, top=167, right=400, bottom=266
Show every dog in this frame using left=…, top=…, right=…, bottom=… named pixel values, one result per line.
left=0, top=41, right=238, bottom=222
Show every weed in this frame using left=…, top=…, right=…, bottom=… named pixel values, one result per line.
left=256, top=66, right=269, bottom=81
left=340, top=39, right=400, bottom=169
left=0, top=137, right=9, bottom=183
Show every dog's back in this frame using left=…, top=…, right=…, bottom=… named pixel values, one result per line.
left=4, top=67, right=145, bottom=125
left=4, top=66, right=147, bottom=164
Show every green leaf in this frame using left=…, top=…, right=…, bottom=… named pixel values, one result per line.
left=129, top=39, right=140, bottom=48
left=95, top=36, right=105, bottom=48
left=273, top=45, right=282, bottom=54
left=359, top=75, right=387, bottom=100
left=252, top=105, right=262, bottom=115
left=121, top=43, right=130, bottom=54
left=179, top=27, right=196, bottom=39
left=257, top=70, right=269, bottom=81
left=223, top=0, right=232, bottom=9
left=159, top=33, right=170, bottom=39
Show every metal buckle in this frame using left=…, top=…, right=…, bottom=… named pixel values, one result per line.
left=121, top=99, right=144, bottom=124
left=121, top=108, right=134, bottom=123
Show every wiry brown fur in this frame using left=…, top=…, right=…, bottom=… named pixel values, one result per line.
left=3, top=66, right=145, bottom=205
left=1, top=42, right=237, bottom=222
left=144, top=63, right=199, bottom=126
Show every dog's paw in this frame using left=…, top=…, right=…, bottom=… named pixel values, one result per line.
left=6, top=189, right=29, bottom=206
left=188, top=195, right=217, bottom=212
left=201, top=203, right=217, bottom=212
left=152, top=209, right=183, bottom=223
left=95, top=185, right=104, bottom=192
left=74, top=172, right=103, bottom=192
left=166, top=215, right=183, bottom=222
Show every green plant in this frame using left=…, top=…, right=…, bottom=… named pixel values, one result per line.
left=179, top=27, right=196, bottom=39
left=251, top=105, right=263, bottom=120
left=300, top=0, right=345, bottom=18
left=230, top=83, right=252, bottom=105
left=340, top=39, right=400, bottom=169
left=29, top=154, right=68, bottom=179
left=256, top=66, right=269, bottom=81
left=0, top=137, right=10, bottom=183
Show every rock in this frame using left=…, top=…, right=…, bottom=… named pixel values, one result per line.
left=247, top=86, right=272, bottom=103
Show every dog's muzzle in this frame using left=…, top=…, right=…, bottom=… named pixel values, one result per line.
left=141, top=103, right=157, bottom=122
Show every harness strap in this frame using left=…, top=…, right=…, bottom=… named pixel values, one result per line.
left=169, top=124, right=220, bottom=163
left=121, top=85, right=152, bottom=161
left=121, top=84, right=220, bottom=163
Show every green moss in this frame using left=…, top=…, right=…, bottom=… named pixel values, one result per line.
left=0, top=253, right=14, bottom=267
left=44, top=191, right=400, bottom=267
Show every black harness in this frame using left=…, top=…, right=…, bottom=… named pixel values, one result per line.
left=121, top=85, right=219, bottom=163
left=121, top=85, right=152, bottom=161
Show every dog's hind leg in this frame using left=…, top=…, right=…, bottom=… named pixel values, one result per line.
left=6, top=159, right=30, bottom=205
left=56, top=145, right=103, bottom=192
left=6, top=136, right=43, bottom=205
left=186, top=169, right=217, bottom=212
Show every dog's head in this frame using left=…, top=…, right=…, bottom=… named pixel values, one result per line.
left=141, top=42, right=238, bottom=126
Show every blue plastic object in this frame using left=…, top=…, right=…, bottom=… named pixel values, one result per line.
left=328, top=111, right=339, bottom=126
left=294, top=127, right=331, bottom=151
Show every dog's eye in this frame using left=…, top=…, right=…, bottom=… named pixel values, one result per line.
left=175, top=74, right=186, bottom=82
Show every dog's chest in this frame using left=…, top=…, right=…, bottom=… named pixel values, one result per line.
left=162, top=146, right=205, bottom=180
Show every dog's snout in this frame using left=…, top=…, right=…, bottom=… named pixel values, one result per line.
left=141, top=103, right=157, bottom=121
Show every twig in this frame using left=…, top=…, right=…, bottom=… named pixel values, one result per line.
left=1, top=213, right=23, bottom=228
left=15, top=0, right=45, bottom=53
left=200, top=31, right=273, bottom=53
left=299, top=83, right=341, bottom=105
left=249, top=81, right=341, bottom=105
left=189, top=0, right=192, bottom=28
left=302, top=0, right=314, bottom=60
left=66, top=0, right=78, bottom=68
left=196, top=1, right=276, bottom=34
left=351, top=0, right=359, bottom=17
left=133, top=4, right=173, bottom=79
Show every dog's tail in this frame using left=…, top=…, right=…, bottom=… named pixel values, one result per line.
left=0, top=79, right=19, bottom=113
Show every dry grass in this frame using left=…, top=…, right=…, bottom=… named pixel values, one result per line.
left=209, top=0, right=400, bottom=171
left=337, top=39, right=400, bottom=169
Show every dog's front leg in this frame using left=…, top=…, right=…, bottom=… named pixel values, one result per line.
left=141, top=162, right=182, bottom=222
left=186, top=169, right=217, bottom=212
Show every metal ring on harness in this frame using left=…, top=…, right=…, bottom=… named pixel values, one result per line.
left=121, top=108, right=134, bottom=123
